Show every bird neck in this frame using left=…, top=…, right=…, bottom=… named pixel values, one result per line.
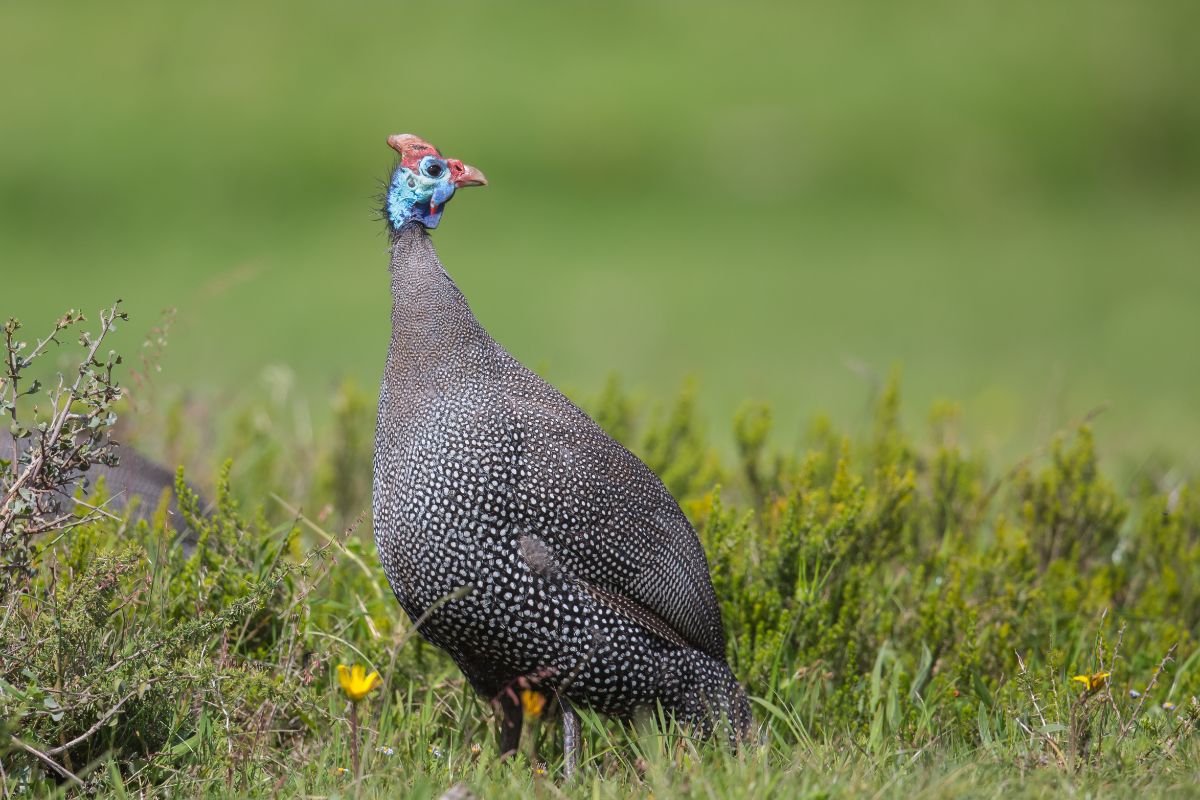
left=385, top=223, right=493, bottom=388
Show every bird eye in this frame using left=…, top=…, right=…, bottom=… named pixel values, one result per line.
left=425, top=160, right=444, bottom=179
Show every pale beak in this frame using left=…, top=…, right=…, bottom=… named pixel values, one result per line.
left=452, top=162, right=488, bottom=188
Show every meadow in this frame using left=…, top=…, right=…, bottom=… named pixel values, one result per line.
left=1, top=342, right=1198, bottom=797
left=2, top=1, right=1199, bottom=796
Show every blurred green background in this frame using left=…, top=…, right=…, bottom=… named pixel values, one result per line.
left=3, top=0, right=1198, bottom=462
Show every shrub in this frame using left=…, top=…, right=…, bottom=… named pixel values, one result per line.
left=1, top=309, right=1196, bottom=796
left=1, top=305, right=127, bottom=586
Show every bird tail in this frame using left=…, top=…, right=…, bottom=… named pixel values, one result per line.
left=674, top=650, right=754, bottom=746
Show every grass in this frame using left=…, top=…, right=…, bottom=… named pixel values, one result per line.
left=2, top=360, right=1198, bottom=798
left=243, top=689, right=1200, bottom=800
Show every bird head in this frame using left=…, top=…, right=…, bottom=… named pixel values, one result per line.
left=383, top=134, right=487, bottom=230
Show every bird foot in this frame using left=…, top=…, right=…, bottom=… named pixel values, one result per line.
left=559, top=694, right=581, bottom=780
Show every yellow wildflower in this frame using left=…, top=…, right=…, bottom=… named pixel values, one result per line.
left=337, top=664, right=381, bottom=703
left=1071, top=671, right=1110, bottom=693
left=521, top=688, right=547, bottom=718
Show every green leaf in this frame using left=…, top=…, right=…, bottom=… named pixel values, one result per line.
left=972, top=672, right=994, bottom=710
left=977, top=700, right=993, bottom=746
left=910, top=643, right=933, bottom=701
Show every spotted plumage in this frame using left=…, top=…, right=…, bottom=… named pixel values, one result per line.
left=371, top=135, right=751, bottom=767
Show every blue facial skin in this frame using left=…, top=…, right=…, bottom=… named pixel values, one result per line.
left=386, top=155, right=458, bottom=229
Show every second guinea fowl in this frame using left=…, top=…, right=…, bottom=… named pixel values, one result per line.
left=371, top=134, right=751, bottom=776
left=2, top=428, right=201, bottom=547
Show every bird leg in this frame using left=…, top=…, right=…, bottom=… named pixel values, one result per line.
left=491, top=686, right=523, bottom=759
left=558, top=694, right=581, bottom=780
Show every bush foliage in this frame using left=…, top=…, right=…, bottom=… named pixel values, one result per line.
left=1, top=310, right=1197, bottom=797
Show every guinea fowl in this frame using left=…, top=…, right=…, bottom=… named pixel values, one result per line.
left=372, top=134, right=751, bottom=775
left=2, top=428, right=199, bottom=544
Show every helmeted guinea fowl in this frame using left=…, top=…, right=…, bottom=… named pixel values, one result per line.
left=371, top=134, right=751, bottom=775
left=2, top=428, right=200, bottom=546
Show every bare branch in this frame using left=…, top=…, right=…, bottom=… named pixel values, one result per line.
left=46, top=691, right=138, bottom=755
left=7, top=735, right=84, bottom=787
left=1115, top=641, right=1178, bottom=748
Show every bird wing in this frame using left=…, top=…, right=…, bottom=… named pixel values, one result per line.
left=500, top=373, right=728, bottom=661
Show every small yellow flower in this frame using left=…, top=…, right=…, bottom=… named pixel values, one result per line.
left=521, top=688, right=547, bottom=718
left=337, top=663, right=381, bottom=703
left=533, top=761, right=547, bottom=776
left=1071, top=671, right=1110, bottom=693
left=334, top=767, right=349, bottom=777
